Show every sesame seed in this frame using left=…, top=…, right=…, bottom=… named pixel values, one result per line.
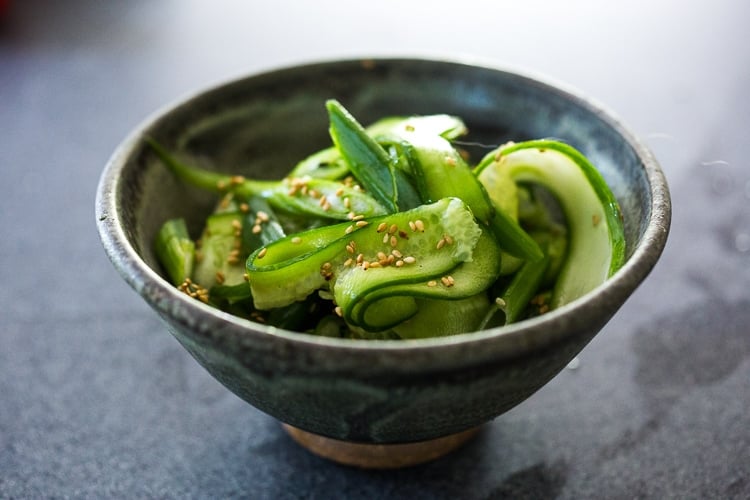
left=382, top=233, right=390, bottom=244
left=319, top=195, right=328, bottom=207
left=334, top=306, right=343, bottom=317
left=215, top=271, right=225, bottom=284
left=377, top=222, right=387, bottom=232
left=231, top=175, right=245, bottom=185
left=391, top=249, right=403, bottom=258
left=408, top=221, right=417, bottom=231
left=239, top=203, right=250, bottom=213
left=415, top=220, right=425, bottom=232
left=377, top=251, right=387, bottom=261
left=362, top=261, right=370, bottom=270
left=216, top=180, right=227, bottom=190
left=344, top=197, right=351, bottom=209
left=405, top=124, right=415, bottom=131
left=403, top=256, right=416, bottom=264
left=291, top=236, right=302, bottom=244
left=592, top=214, right=601, bottom=227
left=390, top=235, right=398, bottom=247
left=389, top=224, right=398, bottom=234
left=395, top=260, right=404, bottom=267
left=335, top=187, right=344, bottom=196
left=356, top=253, right=364, bottom=264
left=344, top=258, right=353, bottom=267
left=256, top=210, right=270, bottom=222
left=231, top=220, right=242, bottom=230
left=427, top=280, right=437, bottom=287
left=441, top=276, right=452, bottom=287
left=445, top=156, right=456, bottom=166
left=252, top=224, right=262, bottom=234
left=322, top=262, right=332, bottom=270
left=345, top=225, right=355, bottom=234
left=369, top=261, right=381, bottom=268
left=436, top=238, right=446, bottom=250
left=257, top=247, right=268, bottom=259
left=444, top=235, right=454, bottom=245
left=355, top=220, right=369, bottom=228
left=309, top=189, right=320, bottom=198
left=345, top=243, right=355, bottom=254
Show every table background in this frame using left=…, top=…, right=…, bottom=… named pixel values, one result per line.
left=2, top=1, right=749, bottom=498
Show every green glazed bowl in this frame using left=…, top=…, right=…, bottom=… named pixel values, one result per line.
left=96, top=58, right=670, bottom=453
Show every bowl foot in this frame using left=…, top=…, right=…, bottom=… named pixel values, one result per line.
left=281, top=424, right=481, bottom=469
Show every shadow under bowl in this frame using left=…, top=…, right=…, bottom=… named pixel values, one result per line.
left=96, top=58, right=670, bottom=456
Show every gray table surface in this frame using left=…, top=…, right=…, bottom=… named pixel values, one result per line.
left=2, top=1, right=749, bottom=498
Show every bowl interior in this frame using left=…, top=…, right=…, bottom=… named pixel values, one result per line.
left=121, top=59, right=651, bottom=282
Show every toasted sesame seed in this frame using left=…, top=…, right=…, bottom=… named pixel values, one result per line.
left=436, top=238, right=446, bottom=250
left=231, top=175, right=245, bottom=185
left=309, top=189, right=320, bottom=198
left=344, top=258, right=353, bottom=267
left=389, top=224, right=398, bottom=234
left=334, top=306, right=343, bottom=317
left=257, top=247, right=268, bottom=259
left=403, top=256, right=416, bottom=264
left=408, top=221, right=417, bottom=231
left=345, top=225, right=355, bottom=234
left=427, top=280, right=437, bottom=287
left=244, top=273, right=250, bottom=281
left=352, top=214, right=365, bottom=221
left=391, top=249, right=403, bottom=258
left=356, top=253, right=364, bottom=264
left=256, top=210, right=270, bottom=222
left=369, top=261, right=381, bottom=268
left=319, top=195, right=328, bottom=207
left=335, top=187, right=345, bottom=196
left=395, top=260, right=404, bottom=267
left=362, top=261, right=370, bottom=270
left=215, top=271, right=225, bottom=284
left=343, top=197, right=351, bottom=209
left=377, top=251, right=387, bottom=261
left=291, top=236, right=302, bottom=244
left=445, top=156, right=456, bottom=166
left=377, top=222, right=387, bottom=232
left=386, top=255, right=395, bottom=265
left=444, top=235, right=454, bottom=245
left=322, top=202, right=332, bottom=211
left=382, top=233, right=390, bottom=244
left=415, top=220, right=425, bottom=232
left=390, top=235, right=398, bottom=247
left=322, top=262, right=332, bottom=270
left=252, top=224, right=262, bottom=234
left=355, top=220, right=369, bottom=228
left=441, top=276, right=452, bottom=287
left=231, top=220, right=242, bottom=230
left=345, top=243, right=355, bottom=254
left=240, top=203, right=250, bottom=213
left=216, top=180, right=227, bottom=190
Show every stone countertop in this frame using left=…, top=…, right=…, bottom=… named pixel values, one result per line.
left=2, top=1, right=748, bottom=498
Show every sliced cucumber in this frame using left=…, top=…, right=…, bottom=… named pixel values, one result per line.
left=477, top=140, right=625, bottom=307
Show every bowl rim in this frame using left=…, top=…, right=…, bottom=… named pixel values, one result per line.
left=96, top=56, right=671, bottom=364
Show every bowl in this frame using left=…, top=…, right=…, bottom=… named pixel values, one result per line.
left=96, top=58, right=670, bottom=467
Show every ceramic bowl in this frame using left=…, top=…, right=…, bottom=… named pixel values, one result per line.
left=96, top=58, right=670, bottom=464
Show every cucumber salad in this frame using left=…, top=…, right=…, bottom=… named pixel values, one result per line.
left=150, top=100, right=625, bottom=339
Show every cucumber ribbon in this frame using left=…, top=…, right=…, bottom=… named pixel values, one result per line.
left=246, top=197, right=501, bottom=331
left=476, top=140, right=625, bottom=308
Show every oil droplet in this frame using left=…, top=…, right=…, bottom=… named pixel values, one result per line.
left=566, top=357, right=580, bottom=370
left=735, top=232, right=750, bottom=253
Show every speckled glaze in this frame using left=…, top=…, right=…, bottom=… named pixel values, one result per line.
left=96, top=58, right=670, bottom=445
